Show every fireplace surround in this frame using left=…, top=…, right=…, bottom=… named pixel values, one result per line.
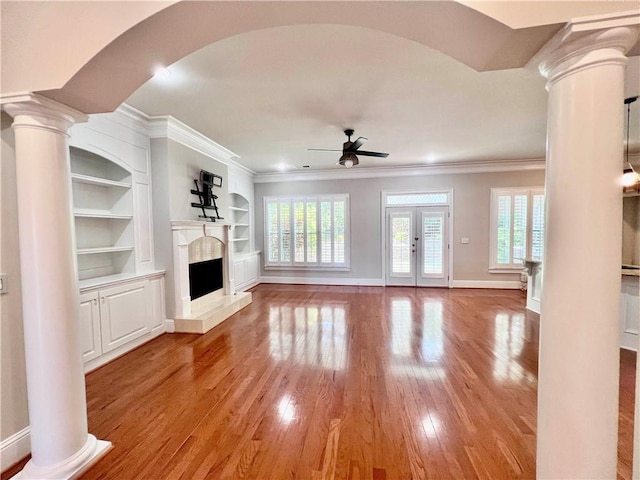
left=171, top=221, right=252, bottom=333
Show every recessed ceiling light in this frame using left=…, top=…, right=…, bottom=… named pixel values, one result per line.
left=277, top=163, right=289, bottom=172
left=153, top=67, right=172, bottom=80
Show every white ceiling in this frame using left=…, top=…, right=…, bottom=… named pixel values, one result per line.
left=126, top=22, right=639, bottom=174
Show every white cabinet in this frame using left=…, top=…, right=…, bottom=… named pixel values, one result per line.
left=79, top=274, right=165, bottom=371
left=621, top=275, right=639, bottom=351
left=100, top=280, right=150, bottom=353
left=234, top=252, right=261, bottom=291
left=149, top=276, right=166, bottom=333
left=79, top=291, right=102, bottom=362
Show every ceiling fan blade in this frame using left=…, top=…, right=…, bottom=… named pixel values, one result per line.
left=307, top=148, right=342, bottom=152
left=356, top=150, right=389, bottom=158
left=346, top=136, right=367, bottom=152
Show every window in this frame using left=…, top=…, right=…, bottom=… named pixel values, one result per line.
left=386, top=192, right=449, bottom=206
left=264, top=194, right=349, bottom=269
left=490, top=188, right=545, bottom=270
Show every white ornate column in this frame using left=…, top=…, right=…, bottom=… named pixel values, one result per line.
left=533, top=15, right=639, bottom=479
left=1, top=94, right=111, bottom=479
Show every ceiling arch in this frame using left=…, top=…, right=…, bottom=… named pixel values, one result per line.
left=31, top=1, right=567, bottom=114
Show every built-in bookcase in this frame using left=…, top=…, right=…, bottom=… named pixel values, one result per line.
left=70, top=147, right=135, bottom=280
left=230, top=193, right=250, bottom=255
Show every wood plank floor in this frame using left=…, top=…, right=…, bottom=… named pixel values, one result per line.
left=3, top=284, right=637, bottom=479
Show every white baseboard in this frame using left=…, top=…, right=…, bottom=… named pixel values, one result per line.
left=84, top=328, right=165, bottom=373
left=164, top=319, right=175, bottom=333
left=0, top=426, right=30, bottom=473
left=260, top=278, right=521, bottom=289
left=260, top=276, right=384, bottom=286
left=451, top=280, right=522, bottom=289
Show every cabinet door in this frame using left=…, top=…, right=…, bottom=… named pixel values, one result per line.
left=246, top=254, right=259, bottom=283
left=149, top=276, right=166, bottom=333
left=234, top=259, right=247, bottom=289
left=79, top=290, right=102, bottom=362
left=99, top=280, right=150, bottom=353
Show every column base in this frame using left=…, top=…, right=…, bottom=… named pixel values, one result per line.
left=11, top=435, right=112, bottom=480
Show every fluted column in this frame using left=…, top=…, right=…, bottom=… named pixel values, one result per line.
left=1, top=94, right=111, bottom=479
left=534, top=17, right=639, bottom=479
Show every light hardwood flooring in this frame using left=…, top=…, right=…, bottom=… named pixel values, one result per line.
left=2, top=284, right=637, bottom=479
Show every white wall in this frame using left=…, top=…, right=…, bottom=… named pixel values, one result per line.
left=0, top=112, right=29, bottom=468
left=623, top=196, right=640, bottom=266
left=254, top=168, right=546, bottom=284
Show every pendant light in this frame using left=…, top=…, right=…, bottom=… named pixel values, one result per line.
left=622, top=96, right=639, bottom=192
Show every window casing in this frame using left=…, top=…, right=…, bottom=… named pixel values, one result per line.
left=490, top=188, right=545, bottom=270
left=264, top=194, right=349, bottom=270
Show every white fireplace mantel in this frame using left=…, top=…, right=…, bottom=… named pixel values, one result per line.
left=171, top=220, right=236, bottom=319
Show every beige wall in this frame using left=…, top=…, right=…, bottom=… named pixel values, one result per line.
left=254, top=169, right=546, bottom=283
left=0, top=113, right=29, bottom=452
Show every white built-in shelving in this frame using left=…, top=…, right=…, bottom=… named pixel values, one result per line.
left=229, top=191, right=261, bottom=291
left=70, top=147, right=135, bottom=281
left=230, top=193, right=251, bottom=255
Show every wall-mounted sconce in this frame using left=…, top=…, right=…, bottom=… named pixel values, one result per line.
left=623, top=96, right=639, bottom=194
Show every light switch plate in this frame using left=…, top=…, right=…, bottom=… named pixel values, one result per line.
left=0, top=274, right=7, bottom=294
left=461, top=238, right=470, bottom=244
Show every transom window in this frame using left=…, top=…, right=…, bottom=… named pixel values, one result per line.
left=264, top=194, right=349, bottom=269
left=385, top=192, right=449, bottom=206
left=490, top=187, right=545, bottom=270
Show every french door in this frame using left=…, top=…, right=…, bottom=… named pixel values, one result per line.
left=385, top=206, right=449, bottom=287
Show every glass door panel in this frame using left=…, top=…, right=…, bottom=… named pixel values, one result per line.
left=386, top=209, right=416, bottom=286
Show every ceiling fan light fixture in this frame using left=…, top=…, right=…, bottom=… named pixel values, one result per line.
left=339, top=152, right=359, bottom=168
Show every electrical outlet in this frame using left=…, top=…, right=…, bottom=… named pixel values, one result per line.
left=461, top=238, right=470, bottom=244
left=0, top=274, right=7, bottom=294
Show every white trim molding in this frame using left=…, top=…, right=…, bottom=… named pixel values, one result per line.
left=1, top=92, right=88, bottom=124
left=113, top=104, right=256, bottom=176
left=254, top=159, right=546, bottom=183
left=260, top=276, right=384, bottom=287
left=0, top=427, right=30, bottom=472
left=164, top=319, right=176, bottom=333
left=451, top=280, right=522, bottom=289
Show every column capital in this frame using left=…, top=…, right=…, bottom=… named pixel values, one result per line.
left=532, top=11, right=639, bottom=87
left=1, top=92, right=87, bottom=135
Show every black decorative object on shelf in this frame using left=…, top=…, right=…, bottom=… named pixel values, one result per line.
left=191, top=170, right=224, bottom=222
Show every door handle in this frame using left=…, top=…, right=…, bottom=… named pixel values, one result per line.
left=93, top=298, right=97, bottom=306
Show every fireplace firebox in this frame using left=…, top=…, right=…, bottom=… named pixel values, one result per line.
left=189, top=258, right=223, bottom=300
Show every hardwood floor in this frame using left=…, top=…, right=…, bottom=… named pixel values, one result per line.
left=2, top=284, right=637, bottom=479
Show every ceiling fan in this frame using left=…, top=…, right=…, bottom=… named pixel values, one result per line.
left=308, top=129, right=389, bottom=168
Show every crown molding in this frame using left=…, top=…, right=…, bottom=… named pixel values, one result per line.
left=146, top=113, right=255, bottom=176
left=253, top=159, right=546, bottom=183
left=111, top=103, right=153, bottom=134
left=106, top=103, right=256, bottom=176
